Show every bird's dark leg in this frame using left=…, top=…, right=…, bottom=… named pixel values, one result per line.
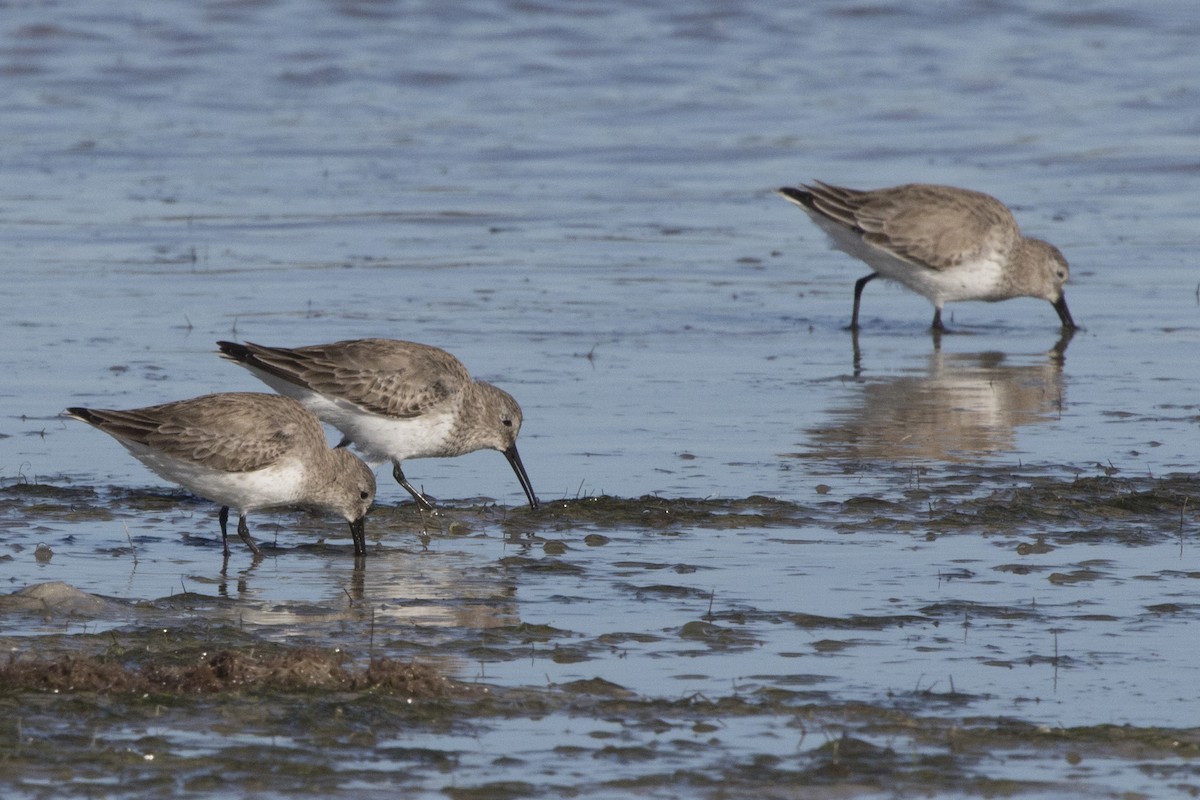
left=850, top=273, right=877, bottom=330
left=393, top=461, right=435, bottom=510
left=236, top=514, right=262, bottom=556
left=931, top=307, right=946, bottom=332
left=218, top=506, right=233, bottom=557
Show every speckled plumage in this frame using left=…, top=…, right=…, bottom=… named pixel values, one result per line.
left=217, top=339, right=538, bottom=511
left=777, top=181, right=1076, bottom=331
left=66, top=392, right=376, bottom=557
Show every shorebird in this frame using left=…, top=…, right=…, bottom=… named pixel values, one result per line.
left=66, top=393, right=376, bottom=557
left=777, top=181, right=1076, bottom=331
left=217, top=338, right=539, bottom=511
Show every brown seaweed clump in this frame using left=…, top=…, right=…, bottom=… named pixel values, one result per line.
left=0, top=648, right=452, bottom=698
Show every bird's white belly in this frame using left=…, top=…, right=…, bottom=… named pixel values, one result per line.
left=123, top=442, right=307, bottom=513
left=879, top=255, right=1006, bottom=304
left=814, top=215, right=1006, bottom=304
left=240, top=366, right=458, bottom=462
left=341, top=409, right=457, bottom=462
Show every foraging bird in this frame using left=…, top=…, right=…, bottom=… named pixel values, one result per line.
left=777, top=181, right=1076, bottom=331
left=217, top=338, right=539, bottom=511
left=66, top=393, right=376, bottom=556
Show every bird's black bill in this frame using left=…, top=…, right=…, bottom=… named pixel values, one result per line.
left=1053, top=294, right=1076, bottom=330
left=348, top=516, right=367, bottom=557
left=503, top=444, right=540, bottom=510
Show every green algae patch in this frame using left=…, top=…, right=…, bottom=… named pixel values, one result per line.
left=1048, top=568, right=1107, bottom=585
left=0, top=483, right=97, bottom=501
left=557, top=677, right=635, bottom=698
left=782, top=611, right=931, bottom=630
left=678, top=620, right=761, bottom=650
left=924, top=472, right=1200, bottom=542
left=444, top=782, right=538, bottom=800
left=495, top=494, right=817, bottom=536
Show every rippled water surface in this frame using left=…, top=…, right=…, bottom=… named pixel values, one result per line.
left=2, top=1, right=1200, bottom=797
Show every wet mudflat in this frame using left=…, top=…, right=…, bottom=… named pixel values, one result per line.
left=4, top=470, right=1200, bottom=798
left=3, top=1, right=1200, bottom=797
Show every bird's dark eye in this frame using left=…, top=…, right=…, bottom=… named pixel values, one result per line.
left=360, top=490, right=371, bottom=500
left=502, top=418, right=513, bottom=427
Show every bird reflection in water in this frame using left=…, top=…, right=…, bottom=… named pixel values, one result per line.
left=810, top=330, right=1073, bottom=463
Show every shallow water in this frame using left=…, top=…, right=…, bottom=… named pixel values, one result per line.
left=3, top=1, right=1200, bottom=797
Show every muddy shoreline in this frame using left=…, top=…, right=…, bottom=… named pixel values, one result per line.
left=4, top=472, right=1199, bottom=797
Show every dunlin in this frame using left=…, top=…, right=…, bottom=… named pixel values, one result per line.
left=65, top=393, right=376, bottom=557
left=216, top=338, right=539, bottom=511
left=776, top=181, right=1076, bottom=331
